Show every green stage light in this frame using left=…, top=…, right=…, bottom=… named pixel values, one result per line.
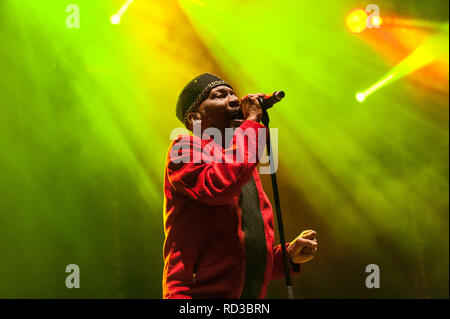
left=356, top=93, right=366, bottom=102
left=111, top=14, right=121, bottom=25
left=356, top=30, right=448, bottom=101
left=111, top=0, right=135, bottom=24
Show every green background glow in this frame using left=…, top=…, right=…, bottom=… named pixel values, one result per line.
left=0, top=0, right=448, bottom=298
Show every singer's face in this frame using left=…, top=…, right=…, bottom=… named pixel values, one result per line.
left=195, top=86, right=243, bottom=131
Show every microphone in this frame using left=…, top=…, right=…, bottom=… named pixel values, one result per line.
left=258, top=91, right=285, bottom=110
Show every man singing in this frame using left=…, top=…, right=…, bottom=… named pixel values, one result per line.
left=162, top=73, right=318, bottom=299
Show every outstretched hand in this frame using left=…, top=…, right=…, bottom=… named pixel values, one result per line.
left=287, top=230, right=318, bottom=264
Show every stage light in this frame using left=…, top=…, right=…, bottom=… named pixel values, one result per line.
left=111, top=14, right=121, bottom=25
left=111, top=0, right=135, bottom=25
left=346, top=9, right=368, bottom=33
left=356, top=93, right=366, bottom=102
left=371, top=16, right=382, bottom=27
left=356, top=30, right=448, bottom=101
left=356, top=74, right=395, bottom=102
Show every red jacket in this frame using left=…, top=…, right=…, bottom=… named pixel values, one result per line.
left=162, top=120, right=299, bottom=299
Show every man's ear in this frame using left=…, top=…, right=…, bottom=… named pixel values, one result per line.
left=186, top=112, right=202, bottom=131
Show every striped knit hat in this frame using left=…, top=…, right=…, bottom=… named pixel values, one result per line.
left=176, top=73, right=232, bottom=125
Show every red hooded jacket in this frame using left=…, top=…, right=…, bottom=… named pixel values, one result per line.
left=162, top=120, right=299, bottom=299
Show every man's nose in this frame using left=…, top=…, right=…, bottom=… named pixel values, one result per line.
left=228, top=96, right=240, bottom=109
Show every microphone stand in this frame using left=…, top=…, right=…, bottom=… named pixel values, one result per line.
left=261, top=108, right=295, bottom=299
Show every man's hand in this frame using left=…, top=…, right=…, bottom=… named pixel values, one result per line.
left=241, top=94, right=265, bottom=123
left=287, top=230, right=318, bottom=264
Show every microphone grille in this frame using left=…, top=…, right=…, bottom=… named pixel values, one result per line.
left=275, top=91, right=285, bottom=100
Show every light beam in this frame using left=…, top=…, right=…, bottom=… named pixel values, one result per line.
left=111, top=0, right=135, bottom=25
left=356, top=29, right=449, bottom=102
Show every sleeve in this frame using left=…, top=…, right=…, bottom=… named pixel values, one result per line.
left=271, top=243, right=301, bottom=281
left=167, top=120, right=266, bottom=206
